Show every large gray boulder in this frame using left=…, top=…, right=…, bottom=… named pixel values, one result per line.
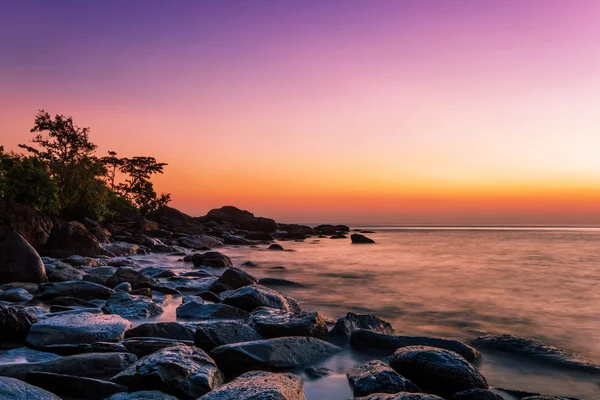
left=389, top=346, right=488, bottom=399
left=35, top=280, right=114, bottom=301
left=209, top=267, right=258, bottom=293
left=111, top=346, right=224, bottom=400
left=350, top=330, right=481, bottom=363
left=0, top=232, right=47, bottom=284
left=0, top=304, right=39, bottom=341
left=26, top=312, right=131, bottom=348
left=198, top=371, right=305, bottom=400
left=25, top=372, right=129, bottom=400
left=102, top=292, right=163, bottom=320
left=125, top=322, right=195, bottom=341
left=328, top=312, right=394, bottom=340
left=247, top=307, right=328, bottom=338
left=347, top=360, right=421, bottom=397
left=211, top=336, right=341, bottom=375
left=46, top=221, right=110, bottom=257
left=192, top=252, right=233, bottom=268
left=222, top=284, right=301, bottom=312
left=176, top=300, right=249, bottom=320
left=0, top=376, right=61, bottom=400
left=194, top=321, right=263, bottom=351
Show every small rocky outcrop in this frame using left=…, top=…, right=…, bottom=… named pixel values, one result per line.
left=102, top=292, right=163, bottom=319
left=26, top=312, right=131, bottom=348
left=176, top=300, right=249, bottom=320
left=0, top=232, right=47, bottom=284
left=124, top=322, right=195, bottom=341
left=45, top=221, right=110, bottom=257
left=247, top=307, right=328, bottom=338
left=199, top=206, right=277, bottom=233
left=347, top=360, right=421, bottom=397
left=111, top=346, right=224, bottom=400
left=314, top=224, right=350, bottom=234
left=452, top=388, right=506, bottom=400
left=208, top=267, right=258, bottom=293
left=0, top=376, right=62, bottom=400
left=350, top=330, right=481, bottom=363
left=192, top=252, right=233, bottom=268
left=222, top=284, right=301, bottom=312
left=194, top=320, right=263, bottom=351
left=351, top=233, right=375, bottom=244
left=35, top=280, right=114, bottom=301
left=328, top=312, right=394, bottom=339
left=25, top=372, right=129, bottom=400
left=389, top=346, right=488, bottom=399
left=210, top=336, right=341, bottom=375
left=0, top=304, right=39, bottom=341
left=198, top=371, right=305, bottom=400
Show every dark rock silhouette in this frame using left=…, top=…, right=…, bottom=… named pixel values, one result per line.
left=0, top=232, right=47, bottom=284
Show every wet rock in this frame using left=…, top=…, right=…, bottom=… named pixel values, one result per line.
left=353, top=393, right=444, bottom=400
left=106, top=268, right=157, bottom=290
left=389, top=346, right=488, bottom=399
left=192, top=251, right=233, bottom=268
left=102, top=242, right=140, bottom=256
left=46, top=262, right=85, bottom=282
left=0, top=281, right=39, bottom=293
left=121, top=337, right=194, bottom=358
left=304, top=366, right=333, bottom=379
left=328, top=312, right=394, bottom=340
left=471, top=334, right=600, bottom=373
left=46, top=221, right=110, bottom=257
left=194, top=320, right=263, bottom=351
left=111, top=345, right=223, bottom=400
left=63, top=255, right=104, bottom=267
left=0, top=347, right=61, bottom=364
left=106, top=391, right=179, bottom=400
left=199, top=371, right=304, bottom=400
left=0, top=304, right=39, bottom=341
left=102, top=292, right=163, bottom=319
left=26, top=372, right=129, bottom=400
left=200, top=206, right=278, bottom=233
left=0, top=288, right=33, bottom=302
left=222, top=284, right=302, bottom=312
left=452, top=388, right=505, bottom=400
left=347, top=360, right=421, bottom=397
left=35, top=341, right=128, bottom=356
left=176, top=300, right=249, bottom=320
left=211, top=336, right=341, bottom=375
left=130, top=288, right=152, bottom=297
left=113, top=282, right=132, bottom=293
left=314, top=224, right=350, bottom=234
left=140, top=266, right=176, bottom=279
left=178, top=234, right=223, bottom=249
left=247, top=307, right=328, bottom=338
left=83, top=266, right=116, bottom=285
left=330, top=234, right=347, bottom=239
left=350, top=330, right=481, bottom=363
left=351, top=233, right=375, bottom=244
left=166, top=276, right=217, bottom=292
left=268, top=243, right=285, bottom=250
left=209, top=267, right=258, bottom=293
left=259, top=277, right=305, bottom=287
left=196, top=291, right=221, bottom=303
left=245, top=231, right=274, bottom=241
left=125, top=322, right=195, bottom=341
left=26, top=312, right=131, bottom=348
left=0, top=352, right=137, bottom=380
left=0, top=232, right=47, bottom=284
left=35, top=280, right=114, bottom=301
left=0, top=376, right=61, bottom=400
left=242, top=260, right=257, bottom=267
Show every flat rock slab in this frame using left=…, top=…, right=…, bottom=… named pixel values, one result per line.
left=211, top=336, right=342, bottom=375
left=112, top=345, right=223, bottom=400
left=198, top=371, right=305, bottom=400
left=26, top=312, right=131, bottom=348
left=0, top=376, right=61, bottom=400
left=26, top=372, right=129, bottom=400
left=347, top=360, right=421, bottom=397
left=247, top=307, right=328, bottom=338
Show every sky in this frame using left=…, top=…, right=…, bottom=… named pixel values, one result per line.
left=2, top=0, right=600, bottom=224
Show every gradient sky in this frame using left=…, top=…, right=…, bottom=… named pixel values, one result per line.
left=2, top=0, right=600, bottom=224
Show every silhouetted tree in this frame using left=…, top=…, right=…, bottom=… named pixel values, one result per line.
left=118, top=156, right=170, bottom=215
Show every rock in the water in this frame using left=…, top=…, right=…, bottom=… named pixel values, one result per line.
left=222, top=284, right=301, bottom=312
left=111, top=345, right=223, bottom=400
left=351, top=234, right=375, bottom=244
left=113, top=282, right=132, bottom=293
left=304, top=366, right=333, bottom=379
left=0, top=376, right=61, bottom=400
left=26, top=372, right=129, bottom=400
left=209, top=267, right=258, bottom=293
left=0, top=232, right=47, bottom=284
left=194, top=320, right=263, bottom=351
left=176, top=300, right=249, bottom=320
left=106, top=391, right=179, bottom=400
left=125, top=322, right=195, bottom=341
left=0, top=288, right=34, bottom=302
left=268, top=243, right=285, bottom=251
left=314, top=224, right=350, bottom=234
left=0, top=352, right=137, bottom=380
left=106, top=268, right=157, bottom=290
left=196, top=291, right=221, bottom=303
left=35, top=280, right=114, bottom=301
left=350, top=330, right=481, bottom=363
left=0, top=347, right=61, bottom=364
left=258, top=277, right=305, bottom=288
left=198, top=371, right=305, bottom=400
left=389, top=346, right=488, bottom=399
left=353, top=393, right=444, bottom=400
left=247, top=307, right=328, bottom=338
left=83, top=266, right=117, bottom=285
left=46, top=262, right=85, bottom=282
left=452, top=388, right=505, bottom=400
left=121, top=337, right=194, bottom=358
left=347, top=360, right=421, bottom=397
left=192, top=251, right=233, bottom=268
left=178, top=234, right=223, bottom=249
left=102, top=242, right=140, bottom=256
left=46, top=221, right=110, bottom=257
left=471, top=334, right=600, bottom=373
left=26, top=312, right=131, bottom=348
left=33, top=341, right=128, bottom=356
left=165, top=276, right=217, bottom=292
left=0, top=304, right=39, bottom=341
left=328, top=312, right=394, bottom=339
left=200, top=206, right=278, bottom=233
left=140, top=266, right=176, bottom=279
left=102, top=292, right=163, bottom=319
left=211, top=336, right=341, bottom=375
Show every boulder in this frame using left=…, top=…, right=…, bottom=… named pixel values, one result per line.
left=192, top=252, right=233, bottom=268
left=200, top=206, right=277, bottom=233
left=471, top=334, right=600, bottom=373
left=121, top=337, right=194, bottom=358
left=139, top=266, right=176, bottom=279
left=268, top=243, right=285, bottom=251
left=452, top=389, right=505, bottom=400
left=114, top=282, right=132, bottom=292
left=125, top=322, right=195, bottom=341
left=178, top=234, right=223, bottom=249
left=83, top=266, right=117, bottom=285
left=389, top=346, right=488, bottom=399
left=314, top=224, right=350, bottom=234
left=102, top=242, right=140, bottom=256
left=26, top=312, right=131, bottom=348
left=165, top=276, right=217, bottom=292
left=0, top=200, right=55, bottom=248
left=353, top=393, right=444, bottom=400
left=328, top=312, right=394, bottom=339
left=209, top=267, right=258, bottom=293
left=222, top=284, right=301, bottom=312
left=46, top=262, right=85, bottom=282
left=26, top=372, right=129, bottom=400
left=0, top=352, right=137, bottom=380
left=350, top=330, right=481, bottom=363
left=106, top=391, right=179, bottom=400
left=351, top=234, right=375, bottom=244
left=32, top=341, right=128, bottom=356
left=347, top=360, right=421, bottom=397
left=46, top=221, right=110, bottom=257
left=305, top=366, right=333, bottom=379
left=259, top=277, right=306, bottom=288
left=176, top=300, right=249, bottom=320
left=0, top=376, right=61, bottom=400
left=35, top=281, right=114, bottom=301
left=211, top=337, right=341, bottom=375
left=111, top=346, right=224, bottom=400
left=0, top=288, right=33, bottom=302
left=196, top=291, right=221, bottom=303
left=198, top=371, right=305, bottom=400
left=105, top=268, right=157, bottom=290
left=247, top=307, right=328, bottom=338
left=52, top=296, right=99, bottom=308
left=0, top=304, right=39, bottom=341
left=0, top=232, right=47, bottom=284
left=102, top=292, right=163, bottom=320
left=0, top=347, right=61, bottom=364
left=194, top=321, right=263, bottom=351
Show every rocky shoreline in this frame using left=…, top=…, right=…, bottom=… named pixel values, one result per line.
left=0, top=205, right=595, bottom=399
